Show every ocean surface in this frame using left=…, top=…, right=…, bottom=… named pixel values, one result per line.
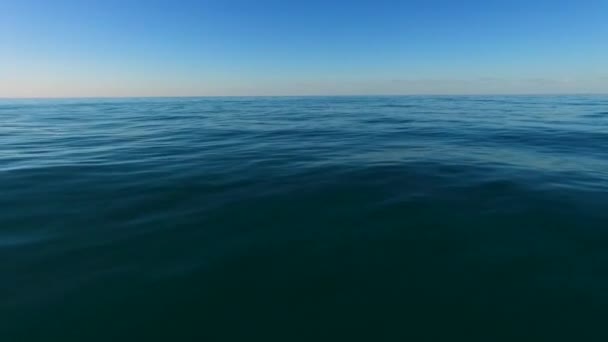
left=1, top=95, right=608, bottom=341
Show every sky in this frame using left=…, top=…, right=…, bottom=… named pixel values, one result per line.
left=1, top=0, right=607, bottom=97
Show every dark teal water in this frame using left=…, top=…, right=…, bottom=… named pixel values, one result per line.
left=2, top=96, right=608, bottom=341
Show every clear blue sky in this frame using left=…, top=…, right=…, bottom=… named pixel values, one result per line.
left=2, top=0, right=607, bottom=97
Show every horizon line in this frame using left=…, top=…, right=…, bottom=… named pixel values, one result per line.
left=2, top=92, right=607, bottom=100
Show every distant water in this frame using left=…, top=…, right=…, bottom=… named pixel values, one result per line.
left=2, top=96, right=608, bottom=341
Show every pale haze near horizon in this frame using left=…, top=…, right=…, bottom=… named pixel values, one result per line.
left=2, top=0, right=607, bottom=98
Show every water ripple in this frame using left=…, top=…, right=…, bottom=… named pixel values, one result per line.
left=2, top=96, right=608, bottom=340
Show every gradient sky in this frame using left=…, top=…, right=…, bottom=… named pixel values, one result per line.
left=2, top=0, right=608, bottom=97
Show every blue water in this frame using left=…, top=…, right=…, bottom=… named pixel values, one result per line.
left=1, top=96, right=608, bottom=341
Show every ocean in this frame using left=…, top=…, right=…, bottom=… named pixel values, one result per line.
left=1, top=95, right=608, bottom=341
